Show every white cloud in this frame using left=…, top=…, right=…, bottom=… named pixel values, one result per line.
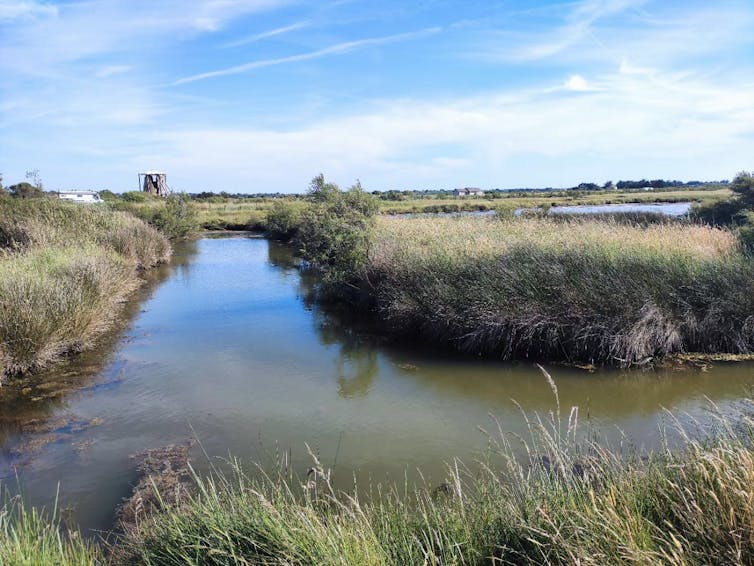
left=564, top=74, right=592, bottom=91
left=141, top=69, right=754, bottom=191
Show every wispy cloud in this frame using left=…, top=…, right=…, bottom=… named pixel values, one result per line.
left=0, top=0, right=57, bottom=21
left=508, top=0, right=646, bottom=61
left=222, top=21, right=309, bottom=47
left=95, top=65, right=132, bottom=78
left=174, top=26, right=442, bottom=84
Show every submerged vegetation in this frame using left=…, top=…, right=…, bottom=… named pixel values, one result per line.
left=0, top=198, right=170, bottom=379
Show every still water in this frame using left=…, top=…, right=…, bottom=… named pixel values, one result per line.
left=1, top=234, right=753, bottom=535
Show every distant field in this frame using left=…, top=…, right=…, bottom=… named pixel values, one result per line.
left=185, top=187, right=732, bottom=229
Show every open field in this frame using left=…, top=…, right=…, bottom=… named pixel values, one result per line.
left=355, top=215, right=753, bottom=366
left=0, top=198, right=171, bottom=378
left=122, top=186, right=731, bottom=231
left=376, top=187, right=731, bottom=215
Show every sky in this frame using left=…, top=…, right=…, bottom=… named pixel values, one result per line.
left=1, top=0, right=753, bottom=193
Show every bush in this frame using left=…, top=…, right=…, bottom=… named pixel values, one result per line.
left=121, top=191, right=148, bottom=202
left=266, top=201, right=302, bottom=240
left=295, top=178, right=378, bottom=282
left=151, top=194, right=199, bottom=240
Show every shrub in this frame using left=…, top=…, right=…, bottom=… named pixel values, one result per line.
left=266, top=201, right=302, bottom=240
left=295, top=178, right=378, bottom=282
left=121, top=191, right=148, bottom=202
left=151, top=194, right=199, bottom=240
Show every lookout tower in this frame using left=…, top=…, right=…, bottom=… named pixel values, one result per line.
left=139, top=171, right=169, bottom=197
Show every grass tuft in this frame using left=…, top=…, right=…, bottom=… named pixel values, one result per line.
left=0, top=198, right=170, bottom=378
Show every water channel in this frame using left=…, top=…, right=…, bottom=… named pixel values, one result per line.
left=1, top=233, right=753, bottom=535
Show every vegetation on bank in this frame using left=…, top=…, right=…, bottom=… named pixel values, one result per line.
left=6, top=374, right=754, bottom=565
left=0, top=493, right=97, bottom=565
left=359, top=216, right=753, bottom=366
left=0, top=198, right=171, bottom=379
left=54, top=384, right=754, bottom=564
left=693, top=170, right=754, bottom=248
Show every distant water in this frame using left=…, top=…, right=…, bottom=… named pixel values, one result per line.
left=547, top=202, right=692, bottom=216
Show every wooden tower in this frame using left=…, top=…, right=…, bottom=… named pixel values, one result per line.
left=139, top=171, right=169, bottom=197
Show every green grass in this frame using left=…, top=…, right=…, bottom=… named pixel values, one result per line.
left=0, top=493, right=97, bottom=565
left=0, top=198, right=171, bottom=378
left=360, top=215, right=754, bottom=366
left=113, top=371, right=754, bottom=565
left=3, top=370, right=754, bottom=564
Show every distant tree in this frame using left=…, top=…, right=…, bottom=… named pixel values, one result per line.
left=603, top=180, right=614, bottom=189
left=98, top=189, right=118, bottom=201
left=8, top=182, right=44, bottom=198
left=576, top=182, right=600, bottom=191
left=730, top=171, right=754, bottom=206
left=307, top=173, right=340, bottom=203
left=0, top=173, right=4, bottom=195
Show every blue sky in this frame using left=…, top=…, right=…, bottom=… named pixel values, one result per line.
left=1, top=0, right=753, bottom=193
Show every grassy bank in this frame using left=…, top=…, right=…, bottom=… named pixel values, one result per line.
left=358, top=216, right=753, bottom=366
left=112, top=378, right=754, bottom=565
left=0, top=198, right=171, bottom=379
left=5, top=380, right=754, bottom=564
left=0, top=493, right=97, bottom=565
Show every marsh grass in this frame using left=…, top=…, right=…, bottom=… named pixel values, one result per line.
left=0, top=491, right=97, bottom=565
left=116, top=368, right=754, bottom=565
left=364, top=216, right=753, bottom=366
left=0, top=198, right=170, bottom=377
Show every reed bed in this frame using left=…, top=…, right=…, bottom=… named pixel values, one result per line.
left=116, top=371, right=754, bottom=565
left=0, top=198, right=170, bottom=378
left=364, top=216, right=753, bottom=365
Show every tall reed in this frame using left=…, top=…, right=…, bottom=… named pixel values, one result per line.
left=0, top=198, right=171, bottom=377
left=364, top=216, right=753, bottom=365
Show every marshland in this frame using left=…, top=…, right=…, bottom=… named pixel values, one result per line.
left=3, top=173, right=754, bottom=563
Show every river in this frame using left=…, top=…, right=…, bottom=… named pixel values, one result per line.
left=1, top=234, right=753, bottom=535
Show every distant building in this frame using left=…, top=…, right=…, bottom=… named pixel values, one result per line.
left=57, top=190, right=102, bottom=203
left=453, top=187, right=485, bottom=197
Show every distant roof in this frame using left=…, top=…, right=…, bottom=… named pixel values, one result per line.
left=58, top=190, right=99, bottom=195
left=141, top=170, right=166, bottom=175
